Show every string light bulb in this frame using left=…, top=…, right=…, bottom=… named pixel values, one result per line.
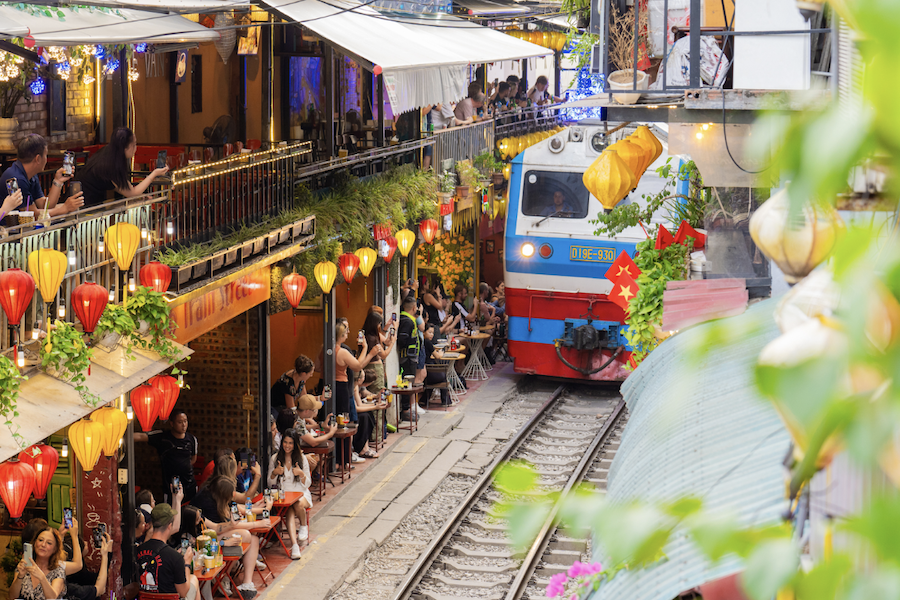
left=141, top=225, right=148, bottom=240
left=128, top=277, right=136, bottom=292
left=67, top=244, right=76, bottom=266
left=166, top=219, right=174, bottom=236
left=177, top=373, right=184, bottom=388
left=17, top=350, right=24, bottom=368
left=125, top=403, right=133, bottom=421
left=58, top=302, right=66, bottom=319
left=108, top=287, right=115, bottom=303
left=31, top=325, right=39, bottom=340
left=98, top=232, right=105, bottom=253
left=61, top=439, right=68, bottom=458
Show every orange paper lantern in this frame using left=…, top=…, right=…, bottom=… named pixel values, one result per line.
left=131, top=384, right=162, bottom=432
left=149, top=374, right=181, bottom=421
left=0, top=459, right=35, bottom=518
left=419, top=219, right=439, bottom=244
left=17, top=444, right=57, bottom=500
left=140, top=262, right=173, bottom=294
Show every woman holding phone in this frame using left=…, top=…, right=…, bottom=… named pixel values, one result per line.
left=10, top=526, right=67, bottom=600
left=75, top=127, right=169, bottom=208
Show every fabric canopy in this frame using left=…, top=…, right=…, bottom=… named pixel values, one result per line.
left=261, top=0, right=551, bottom=113
left=0, top=5, right=220, bottom=45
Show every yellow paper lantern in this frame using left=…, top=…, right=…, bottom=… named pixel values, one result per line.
left=68, top=418, right=105, bottom=472
left=517, top=136, right=527, bottom=155
left=28, top=249, right=67, bottom=305
left=606, top=139, right=646, bottom=186
left=314, top=261, right=337, bottom=294
left=542, top=31, right=551, bottom=48
left=354, top=247, right=378, bottom=278
left=502, top=163, right=512, bottom=181
left=583, top=149, right=636, bottom=212
left=507, top=138, right=518, bottom=159
left=92, top=406, right=128, bottom=456
left=498, top=138, right=510, bottom=160
left=749, top=189, right=845, bottom=284
left=633, top=125, right=663, bottom=165
left=396, top=229, right=416, bottom=257
left=105, top=222, right=141, bottom=271
left=628, top=134, right=656, bottom=177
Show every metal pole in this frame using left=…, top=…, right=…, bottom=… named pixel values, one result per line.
left=263, top=15, right=275, bottom=144
left=325, top=45, right=335, bottom=159
left=377, top=74, right=385, bottom=148
left=689, top=0, right=701, bottom=88
left=323, top=287, right=336, bottom=416
left=123, top=418, right=136, bottom=583
left=257, top=302, right=270, bottom=478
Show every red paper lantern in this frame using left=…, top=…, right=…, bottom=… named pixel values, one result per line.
left=384, top=236, right=398, bottom=264
left=131, top=384, right=162, bottom=432
left=139, top=262, right=172, bottom=294
left=18, top=444, right=58, bottom=500
left=148, top=374, right=180, bottom=421
left=0, top=269, right=35, bottom=327
left=282, top=273, right=307, bottom=309
left=419, top=219, right=439, bottom=244
left=71, top=282, right=108, bottom=334
left=338, top=253, right=360, bottom=307
left=0, top=459, right=35, bottom=519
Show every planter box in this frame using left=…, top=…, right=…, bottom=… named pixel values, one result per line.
left=211, top=253, right=225, bottom=272
left=224, top=248, right=238, bottom=266
left=174, top=265, right=193, bottom=287
left=278, top=228, right=291, bottom=244
left=241, top=242, right=254, bottom=260
left=192, top=261, right=208, bottom=279
left=252, top=238, right=266, bottom=255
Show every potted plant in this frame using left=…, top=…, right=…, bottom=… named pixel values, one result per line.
left=607, top=4, right=650, bottom=105
left=0, top=52, right=33, bottom=152
left=456, top=160, right=481, bottom=204
left=126, top=286, right=181, bottom=363
left=438, top=170, right=456, bottom=206
left=93, top=303, right=138, bottom=355
left=40, top=320, right=97, bottom=404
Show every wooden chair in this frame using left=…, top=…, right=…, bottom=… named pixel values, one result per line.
left=246, top=139, right=262, bottom=151
left=204, top=147, right=215, bottom=163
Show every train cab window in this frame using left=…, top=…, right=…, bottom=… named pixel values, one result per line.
left=521, top=171, right=590, bottom=219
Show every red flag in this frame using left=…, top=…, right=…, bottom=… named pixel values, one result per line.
left=605, top=251, right=642, bottom=284
left=674, top=220, right=707, bottom=249
left=609, top=273, right=639, bottom=313
left=655, top=225, right=674, bottom=250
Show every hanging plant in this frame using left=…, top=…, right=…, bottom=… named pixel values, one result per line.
left=0, top=355, right=26, bottom=448
left=125, top=287, right=182, bottom=363
left=40, top=320, right=100, bottom=406
left=94, top=303, right=138, bottom=359
left=624, top=236, right=690, bottom=368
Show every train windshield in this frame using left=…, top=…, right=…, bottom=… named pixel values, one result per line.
left=521, top=171, right=590, bottom=219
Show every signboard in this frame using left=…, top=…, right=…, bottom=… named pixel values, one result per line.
left=570, top=245, right=616, bottom=263
left=170, top=267, right=270, bottom=343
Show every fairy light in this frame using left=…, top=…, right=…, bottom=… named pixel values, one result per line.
left=17, top=350, right=24, bottom=368
left=141, top=225, right=148, bottom=240
left=98, top=231, right=105, bottom=253
left=128, top=277, right=136, bottom=292
left=166, top=219, right=174, bottom=236
left=61, top=439, right=68, bottom=457
left=177, top=374, right=184, bottom=388
left=56, top=61, right=70, bottom=80
left=58, top=302, right=66, bottom=319
left=32, top=322, right=40, bottom=340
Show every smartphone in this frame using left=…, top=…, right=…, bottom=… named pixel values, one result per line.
left=391, top=313, right=397, bottom=324
left=181, top=538, right=190, bottom=552
left=92, top=527, right=102, bottom=548
left=63, top=507, right=73, bottom=529
left=249, top=454, right=257, bottom=468
left=69, top=181, right=82, bottom=196
left=63, top=152, right=75, bottom=176
left=5, top=178, right=18, bottom=196
left=172, top=476, right=180, bottom=490
left=156, top=150, right=167, bottom=169
left=23, top=542, right=33, bottom=565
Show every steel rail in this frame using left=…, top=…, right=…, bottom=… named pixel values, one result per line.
left=503, top=398, right=627, bottom=600
left=389, top=383, right=569, bottom=600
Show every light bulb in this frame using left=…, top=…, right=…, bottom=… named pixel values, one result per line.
left=128, top=277, right=136, bottom=292
left=702, top=123, right=709, bottom=131
left=109, top=288, right=115, bottom=302
left=61, top=439, right=68, bottom=457
left=695, top=132, right=703, bottom=140
left=178, top=374, right=184, bottom=388
left=141, top=226, right=148, bottom=240
left=31, top=324, right=40, bottom=340
left=126, top=405, right=133, bottom=421
left=98, top=234, right=105, bottom=253
left=58, top=303, right=66, bottom=319
left=68, top=248, right=76, bottom=266
left=17, top=350, right=24, bottom=368
left=166, top=219, right=175, bottom=236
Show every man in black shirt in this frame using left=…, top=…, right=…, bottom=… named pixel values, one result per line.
left=270, top=354, right=315, bottom=418
left=136, top=504, right=198, bottom=600
left=134, top=410, right=199, bottom=502
left=0, top=134, right=83, bottom=216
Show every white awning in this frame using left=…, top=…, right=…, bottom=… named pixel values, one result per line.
left=0, top=5, right=220, bottom=45
left=261, top=0, right=551, bottom=113
left=0, top=340, right=191, bottom=465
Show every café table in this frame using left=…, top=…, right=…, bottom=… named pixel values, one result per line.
left=390, top=384, right=424, bottom=433
left=435, top=352, right=466, bottom=403
left=459, top=332, right=491, bottom=381
left=246, top=517, right=279, bottom=585
left=478, top=326, right=495, bottom=370
left=208, top=541, right=249, bottom=600
left=258, top=492, right=301, bottom=557
left=332, top=424, right=358, bottom=483
left=299, top=439, right=334, bottom=501
left=194, top=562, right=224, bottom=600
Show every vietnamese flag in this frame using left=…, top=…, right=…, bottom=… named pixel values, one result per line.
left=605, top=251, right=642, bottom=284
left=674, top=220, right=706, bottom=249
left=655, top=224, right=675, bottom=250
left=609, top=273, right=639, bottom=313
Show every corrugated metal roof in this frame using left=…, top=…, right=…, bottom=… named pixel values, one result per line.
left=591, top=299, right=791, bottom=600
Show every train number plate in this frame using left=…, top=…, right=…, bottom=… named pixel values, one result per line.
left=569, top=246, right=616, bottom=262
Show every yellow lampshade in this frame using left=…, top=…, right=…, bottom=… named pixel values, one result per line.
left=28, top=249, right=67, bottom=304
left=583, top=149, right=636, bottom=212
left=395, top=229, right=416, bottom=257
left=355, top=247, right=378, bottom=278
left=633, top=125, right=663, bottom=165
left=92, top=406, right=128, bottom=457
left=105, top=222, right=141, bottom=271
left=68, top=418, right=105, bottom=472
left=627, top=134, right=656, bottom=176
left=314, top=261, right=337, bottom=294
left=606, top=140, right=646, bottom=186
left=502, top=163, right=511, bottom=181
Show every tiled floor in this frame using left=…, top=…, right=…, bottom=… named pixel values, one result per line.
left=248, top=364, right=499, bottom=592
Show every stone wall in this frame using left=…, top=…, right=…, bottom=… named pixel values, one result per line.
left=11, top=80, right=94, bottom=149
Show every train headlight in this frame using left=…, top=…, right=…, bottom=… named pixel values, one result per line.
left=520, top=242, right=535, bottom=258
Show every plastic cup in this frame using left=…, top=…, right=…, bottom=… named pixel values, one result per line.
left=17, top=211, right=34, bottom=226
left=203, top=556, right=214, bottom=569
left=338, top=148, right=349, bottom=158
left=2, top=211, right=17, bottom=227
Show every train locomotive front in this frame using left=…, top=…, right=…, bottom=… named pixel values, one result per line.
left=503, top=126, right=651, bottom=381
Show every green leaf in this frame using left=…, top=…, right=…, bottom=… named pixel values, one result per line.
left=664, top=496, right=702, bottom=519
left=494, top=460, right=537, bottom=494
left=740, top=539, right=799, bottom=600
left=794, top=554, right=852, bottom=600
left=594, top=502, right=673, bottom=567
left=843, top=495, right=900, bottom=565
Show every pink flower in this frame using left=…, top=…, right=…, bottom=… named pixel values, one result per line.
left=546, top=573, right=568, bottom=597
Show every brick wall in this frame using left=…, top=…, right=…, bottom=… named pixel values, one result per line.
left=133, top=309, right=262, bottom=500
left=11, top=81, right=94, bottom=149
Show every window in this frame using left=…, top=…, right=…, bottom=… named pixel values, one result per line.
left=191, top=55, right=202, bottom=113
left=521, top=170, right=590, bottom=218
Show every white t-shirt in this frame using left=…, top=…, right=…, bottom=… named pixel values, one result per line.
left=430, top=104, right=455, bottom=129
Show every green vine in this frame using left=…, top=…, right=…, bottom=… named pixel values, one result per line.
left=624, top=237, right=690, bottom=368
left=126, top=287, right=183, bottom=364
left=456, top=160, right=485, bottom=194
left=40, top=320, right=100, bottom=406
left=474, top=151, right=503, bottom=176
left=564, top=31, right=600, bottom=82
left=0, top=355, right=26, bottom=448
left=593, top=158, right=709, bottom=237
left=94, top=303, right=138, bottom=359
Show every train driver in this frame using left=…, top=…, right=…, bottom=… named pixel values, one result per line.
left=541, top=190, right=576, bottom=217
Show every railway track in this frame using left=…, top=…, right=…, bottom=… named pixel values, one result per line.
left=388, top=384, right=628, bottom=600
